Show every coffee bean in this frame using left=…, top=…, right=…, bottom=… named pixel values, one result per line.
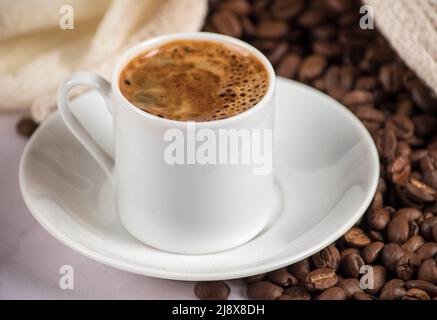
left=326, top=0, right=352, bottom=13
left=298, top=54, right=327, bottom=82
left=382, top=243, right=407, bottom=272
left=381, top=126, right=397, bottom=161
left=241, top=17, right=257, bottom=37
left=311, top=244, right=341, bottom=269
left=256, top=19, right=289, bottom=39
left=221, top=0, right=251, bottom=15
left=289, top=258, right=310, bottom=282
left=276, top=53, right=301, bottom=78
left=421, top=151, right=437, bottom=190
left=243, top=273, right=266, bottom=284
left=414, top=115, right=437, bottom=138
left=418, top=259, right=437, bottom=283
left=403, top=288, right=430, bottom=300
left=271, top=0, right=305, bottom=19
left=16, top=117, right=38, bottom=137
left=342, top=90, right=374, bottom=108
left=406, top=279, right=437, bottom=297
left=393, top=207, right=423, bottom=222
left=305, top=268, right=338, bottom=292
left=316, top=287, right=346, bottom=300
left=355, top=76, right=378, bottom=91
left=404, top=177, right=436, bottom=204
left=211, top=10, right=242, bottom=38
left=311, top=24, right=337, bottom=40
left=343, top=227, right=371, bottom=248
left=387, top=156, right=411, bottom=184
left=341, top=252, right=364, bottom=278
left=337, top=278, right=363, bottom=299
left=387, top=216, right=410, bottom=244
left=366, top=265, right=388, bottom=295
left=267, top=41, right=289, bottom=65
left=379, top=63, right=404, bottom=93
left=402, top=235, right=426, bottom=253
left=312, top=41, right=341, bottom=58
left=367, top=208, right=390, bottom=231
left=380, top=279, right=407, bottom=300
left=361, top=241, right=385, bottom=264
left=420, top=217, right=437, bottom=240
left=353, top=292, right=376, bottom=300
left=194, top=281, right=230, bottom=300
left=246, top=281, right=284, bottom=300
left=396, top=253, right=422, bottom=281
left=411, top=81, right=437, bottom=114
left=386, top=114, right=415, bottom=140
left=298, top=8, right=326, bottom=27
left=282, top=286, right=311, bottom=300
left=267, top=268, right=298, bottom=287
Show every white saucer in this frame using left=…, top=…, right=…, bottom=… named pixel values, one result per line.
left=19, top=77, right=379, bottom=281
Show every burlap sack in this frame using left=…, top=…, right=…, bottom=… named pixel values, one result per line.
left=0, top=0, right=207, bottom=122
left=364, top=0, right=437, bottom=94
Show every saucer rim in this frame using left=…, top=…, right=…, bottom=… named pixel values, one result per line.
left=19, top=77, right=379, bottom=281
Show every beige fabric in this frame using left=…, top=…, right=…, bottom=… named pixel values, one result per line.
left=0, top=0, right=207, bottom=122
left=364, top=0, right=437, bottom=94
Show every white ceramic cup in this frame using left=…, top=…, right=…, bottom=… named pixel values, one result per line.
left=57, top=32, right=276, bottom=254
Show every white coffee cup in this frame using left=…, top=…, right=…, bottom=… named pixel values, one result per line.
left=57, top=32, right=276, bottom=254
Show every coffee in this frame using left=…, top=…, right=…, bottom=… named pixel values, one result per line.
left=119, top=40, right=268, bottom=121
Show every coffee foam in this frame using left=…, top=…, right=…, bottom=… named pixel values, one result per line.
left=119, top=40, right=268, bottom=121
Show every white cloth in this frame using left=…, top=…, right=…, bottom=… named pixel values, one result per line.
left=365, top=0, right=437, bottom=93
left=0, top=0, right=207, bottom=122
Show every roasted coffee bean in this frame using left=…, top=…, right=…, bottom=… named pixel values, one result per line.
left=341, top=252, right=364, bottom=278
left=337, top=278, right=363, bottom=299
left=16, top=117, right=38, bottom=137
left=271, top=0, right=305, bottom=19
left=282, top=286, right=311, bottom=300
left=420, top=217, right=437, bottom=240
left=267, top=268, right=298, bottom=287
left=402, top=235, right=426, bottom=253
left=256, top=19, right=288, bottom=39
left=402, top=288, right=430, bottom=300
left=194, top=281, right=230, bottom=300
left=396, top=253, right=422, bottom=281
left=211, top=10, right=242, bottom=38
left=379, top=63, right=403, bottom=93
left=421, top=151, right=437, bottom=190
left=353, top=292, right=376, bottom=300
left=366, top=265, right=388, bottom=294
left=368, top=229, right=385, bottom=242
left=381, top=126, right=397, bottom=161
left=298, top=8, right=326, bottom=27
left=355, top=76, right=378, bottom=91
left=326, top=0, right=352, bottom=13
left=342, top=90, right=374, bottom=108
left=243, top=273, right=266, bottom=284
left=312, top=41, right=341, bottom=58
left=406, top=279, right=437, bottom=297
left=343, top=227, right=371, bottom=248
left=305, top=268, right=338, bottom=292
left=361, top=241, right=385, bottom=264
left=414, top=115, right=437, bottom=138
left=394, top=207, right=423, bottom=222
left=380, top=279, right=407, bottom=300
left=311, top=244, right=341, bottom=269
left=386, top=114, right=415, bottom=140
left=246, top=281, right=283, bottom=300
left=387, top=156, right=411, bottom=184
left=418, top=259, right=437, bottom=283
left=382, top=243, right=407, bottom=272
left=396, top=99, right=414, bottom=117
left=276, top=53, right=301, bottom=78
left=288, top=258, right=310, bottom=282
left=411, top=81, right=437, bottom=114
left=404, top=177, right=436, bottom=204
left=221, top=0, right=251, bottom=15
left=267, top=41, right=289, bottom=65
left=387, top=216, right=410, bottom=244
left=367, top=208, right=390, bottom=231
left=298, top=54, right=327, bottom=82
left=311, top=24, right=337, bottom=40
left=241, top=17, right=256, bottom=36
left=316, top=287, right=346, bottom=300
left=354, top=105, right=385, bottom=123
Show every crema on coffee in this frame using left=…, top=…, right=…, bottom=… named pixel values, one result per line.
left=119, top=40, right=269, bottom=121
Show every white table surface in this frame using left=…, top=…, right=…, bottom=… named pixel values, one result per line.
left=0, top=114, right=245, bottom=300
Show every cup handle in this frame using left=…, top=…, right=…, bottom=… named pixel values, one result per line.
left=57, top=72, right=114, bottom=181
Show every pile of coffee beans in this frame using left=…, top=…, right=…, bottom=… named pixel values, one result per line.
left=195, top=0, right=437, bottom=300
